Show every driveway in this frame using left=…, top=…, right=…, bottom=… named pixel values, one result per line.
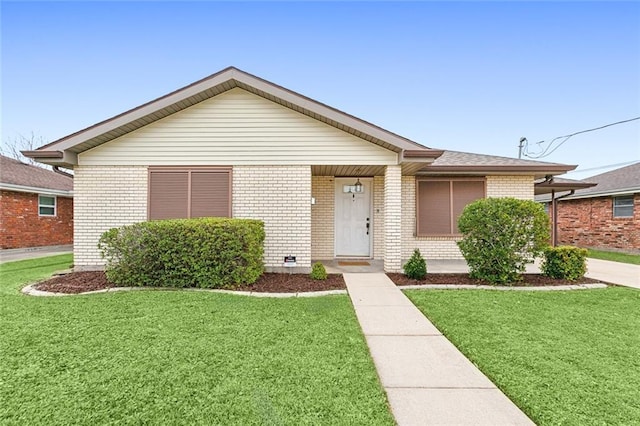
left=0, top=245, right=73, bottom=264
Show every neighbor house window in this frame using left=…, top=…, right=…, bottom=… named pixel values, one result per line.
left=613, top=195, right=634, bottom=218
left=148, top=167, right=231, bottom=220
left=416, top=178, right=485, bottom=236
left=38, top=195, right=56, bottom=216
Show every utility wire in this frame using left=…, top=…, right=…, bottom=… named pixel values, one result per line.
left=565, top=160, right=640, bottom=175
left=523, top=116, right=640, bottom=159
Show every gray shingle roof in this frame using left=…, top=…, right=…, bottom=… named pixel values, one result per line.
left=569, top=162, right=640, bottom=198
left=0, top=155, right=73, bottom=192
left=431, top=150, right=570, bottom=167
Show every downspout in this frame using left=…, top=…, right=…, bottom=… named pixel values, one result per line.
left=53, top=166, right=74, bottom=179
left=551, top=189, right=575, bottom=246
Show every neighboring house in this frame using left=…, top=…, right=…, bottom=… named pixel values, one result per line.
left=0, top=155, right=73, bottom=249
left=539, top=162, right=640, bottom=253
left=24, top=67, right=575, bottom=272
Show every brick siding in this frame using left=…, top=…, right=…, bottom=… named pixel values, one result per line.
left=384, top=165, right=403, bottom=272
left=0, top=190, right=73, bottom=249
left=73, top=166, right=148, bottom=269
left=234, top=166, right=312, bottom=271
left=311, top=176, right=334, bottom=259
left=554, top=194, right=640, bottom=253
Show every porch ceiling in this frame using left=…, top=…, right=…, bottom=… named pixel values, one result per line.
left=312, top=165, right=386, bottom=176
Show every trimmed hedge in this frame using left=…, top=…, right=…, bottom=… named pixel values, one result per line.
left=310, top=262, right=328, bottom=280
left=98, top=218, right=265, bottom=289
left=541, top=246, right=588, bottom=281
left=457, top=197, right=550, bottom=284
left=404, top=249, right=427, bottom=280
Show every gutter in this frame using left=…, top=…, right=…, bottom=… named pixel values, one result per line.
left=53, top=166, right=74, bottom=179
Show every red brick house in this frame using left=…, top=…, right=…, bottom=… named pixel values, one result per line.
left=540, top=162, right=640, bottom=253
left=0, top=155, right=73, bottom=249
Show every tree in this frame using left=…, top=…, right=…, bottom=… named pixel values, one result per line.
left=0, top=132, right=49, bottom=168
left=457, top=197, right=550, bottom=284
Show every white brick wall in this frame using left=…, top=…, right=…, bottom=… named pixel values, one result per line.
left=487, top=175, right=534, bottom=200
left=311, top=176, right=334, bottom=259
left=384, top=165, right=402, bottom=272
left=373, top=175, right=385, bottom=259
left=234, top=166, right=311, bottom=271
left=74, top=166, right=148, bottom=269
left=402, top=175, right=535, bottom=261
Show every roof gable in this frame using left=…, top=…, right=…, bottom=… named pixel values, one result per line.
left=25, top=67, right=442, bottom=166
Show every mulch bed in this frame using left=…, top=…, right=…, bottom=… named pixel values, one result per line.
left=33, top=271, right=346, bottom=294
left=32, top=271, right=603, bottom=295
left=388, top=273, right=602, bottom=287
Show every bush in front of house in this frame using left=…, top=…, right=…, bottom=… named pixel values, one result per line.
left=98, top=218, right=265, bottom=289
left=457, top=197, right=550, bottom=284
left=310, top=262, right=328, bottom=280
left=403, top=248, right=427, bottom=280
left=541, top=245, right=588, bottom=281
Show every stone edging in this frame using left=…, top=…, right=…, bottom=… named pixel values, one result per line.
left=399, top=283, right=608, bottom=291
left=22, top=282, right=608, bottom=298
left=20, top=284, right=348, bottom=298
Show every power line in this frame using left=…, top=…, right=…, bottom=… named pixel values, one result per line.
left=565, top=160, right=640, bottom=175
left=521, top=116, right=640, bottom=159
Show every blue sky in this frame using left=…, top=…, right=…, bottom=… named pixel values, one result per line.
left=2, top=1, right=639, bottom=179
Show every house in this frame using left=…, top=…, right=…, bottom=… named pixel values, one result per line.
left=23, top=67, right=576, bottom=272
left=538, top=162, right=640, bottom=253
left=0, top=155, right=73, bottom=249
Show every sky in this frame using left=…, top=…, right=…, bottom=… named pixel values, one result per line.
left=2, top=1, right=639, bottom=179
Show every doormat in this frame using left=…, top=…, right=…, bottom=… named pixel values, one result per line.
left=338, top=261, right=370, bottom=266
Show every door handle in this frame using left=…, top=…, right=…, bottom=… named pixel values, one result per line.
left=366, top=218, right=370, bottom=235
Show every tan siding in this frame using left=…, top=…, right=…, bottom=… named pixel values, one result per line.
left=80, top=88, right=398, bottom=166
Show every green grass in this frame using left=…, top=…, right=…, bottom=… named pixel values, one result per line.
left=404, top=288, right=640, bottom=425
left=587, top=248, right=640, bottom=265
left=0, top=256, right=393, bottom=425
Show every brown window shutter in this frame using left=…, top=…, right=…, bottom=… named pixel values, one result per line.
left=417, top=180, right=451, bottom=235
left=191, top=171, right=231, bottom=218
left=452, top=181, right=485, bottom=233
left=149, top=171, right=189, bottom=219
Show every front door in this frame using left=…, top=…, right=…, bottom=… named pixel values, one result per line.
left=335, top=178, right=372, bottom=257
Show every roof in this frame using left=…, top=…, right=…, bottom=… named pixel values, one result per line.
left=0, top=155, right=73, bottom=196
left=557, top=162, right=640, bottom=200
left=418, top=150, right=576, bottom=178
left=23, top=66, right=442, bottom=167
left=22, top=66, right=575, bottom=178
left=534, top=177, right=598, bottom=199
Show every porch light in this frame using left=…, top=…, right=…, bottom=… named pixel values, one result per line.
left=354, top=178, right=363, bottom=193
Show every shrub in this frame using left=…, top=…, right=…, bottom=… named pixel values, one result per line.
left=98, top=218, right=265, bottom=289
left=457, top=197, right=549, bottom=284
left=541, top=246, right=588, bottom=280
left=310, top=262, right=328, bottom=280
left=403, top=249, right=427, bottom=280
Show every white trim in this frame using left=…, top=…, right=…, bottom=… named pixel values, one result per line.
left=38, top=194, right=57, bottom=217
left=0, top=183, right=73, bottom=197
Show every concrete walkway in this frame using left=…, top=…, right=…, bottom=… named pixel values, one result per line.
left=0, top=245, right=73, bottom=264
left=344, top=273, right=534, bottom=425
left=586, top=258, right=640, bottom=289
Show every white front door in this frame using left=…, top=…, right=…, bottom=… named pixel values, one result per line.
left=335, top=178, right=372, bottom=257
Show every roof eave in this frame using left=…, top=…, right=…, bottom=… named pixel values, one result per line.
left=417, top=164, right=577, bottom=178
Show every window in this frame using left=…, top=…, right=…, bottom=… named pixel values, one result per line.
left=613, top=195, right=634, bottom=218
left=416, top=178, right=485, bottom=235
left=148, top=167, right=231, bottom=220
left=39, top=195, right=56, bottom=216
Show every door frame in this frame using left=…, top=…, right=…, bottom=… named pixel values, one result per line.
left=334, top=177, right=374, bottom=258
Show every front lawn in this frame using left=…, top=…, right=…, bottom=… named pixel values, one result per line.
left=587, top=248, right=640, bottom=265
left=404, top=288, right=640, bottom=425
left=0, top=256, right=393, bottom=425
